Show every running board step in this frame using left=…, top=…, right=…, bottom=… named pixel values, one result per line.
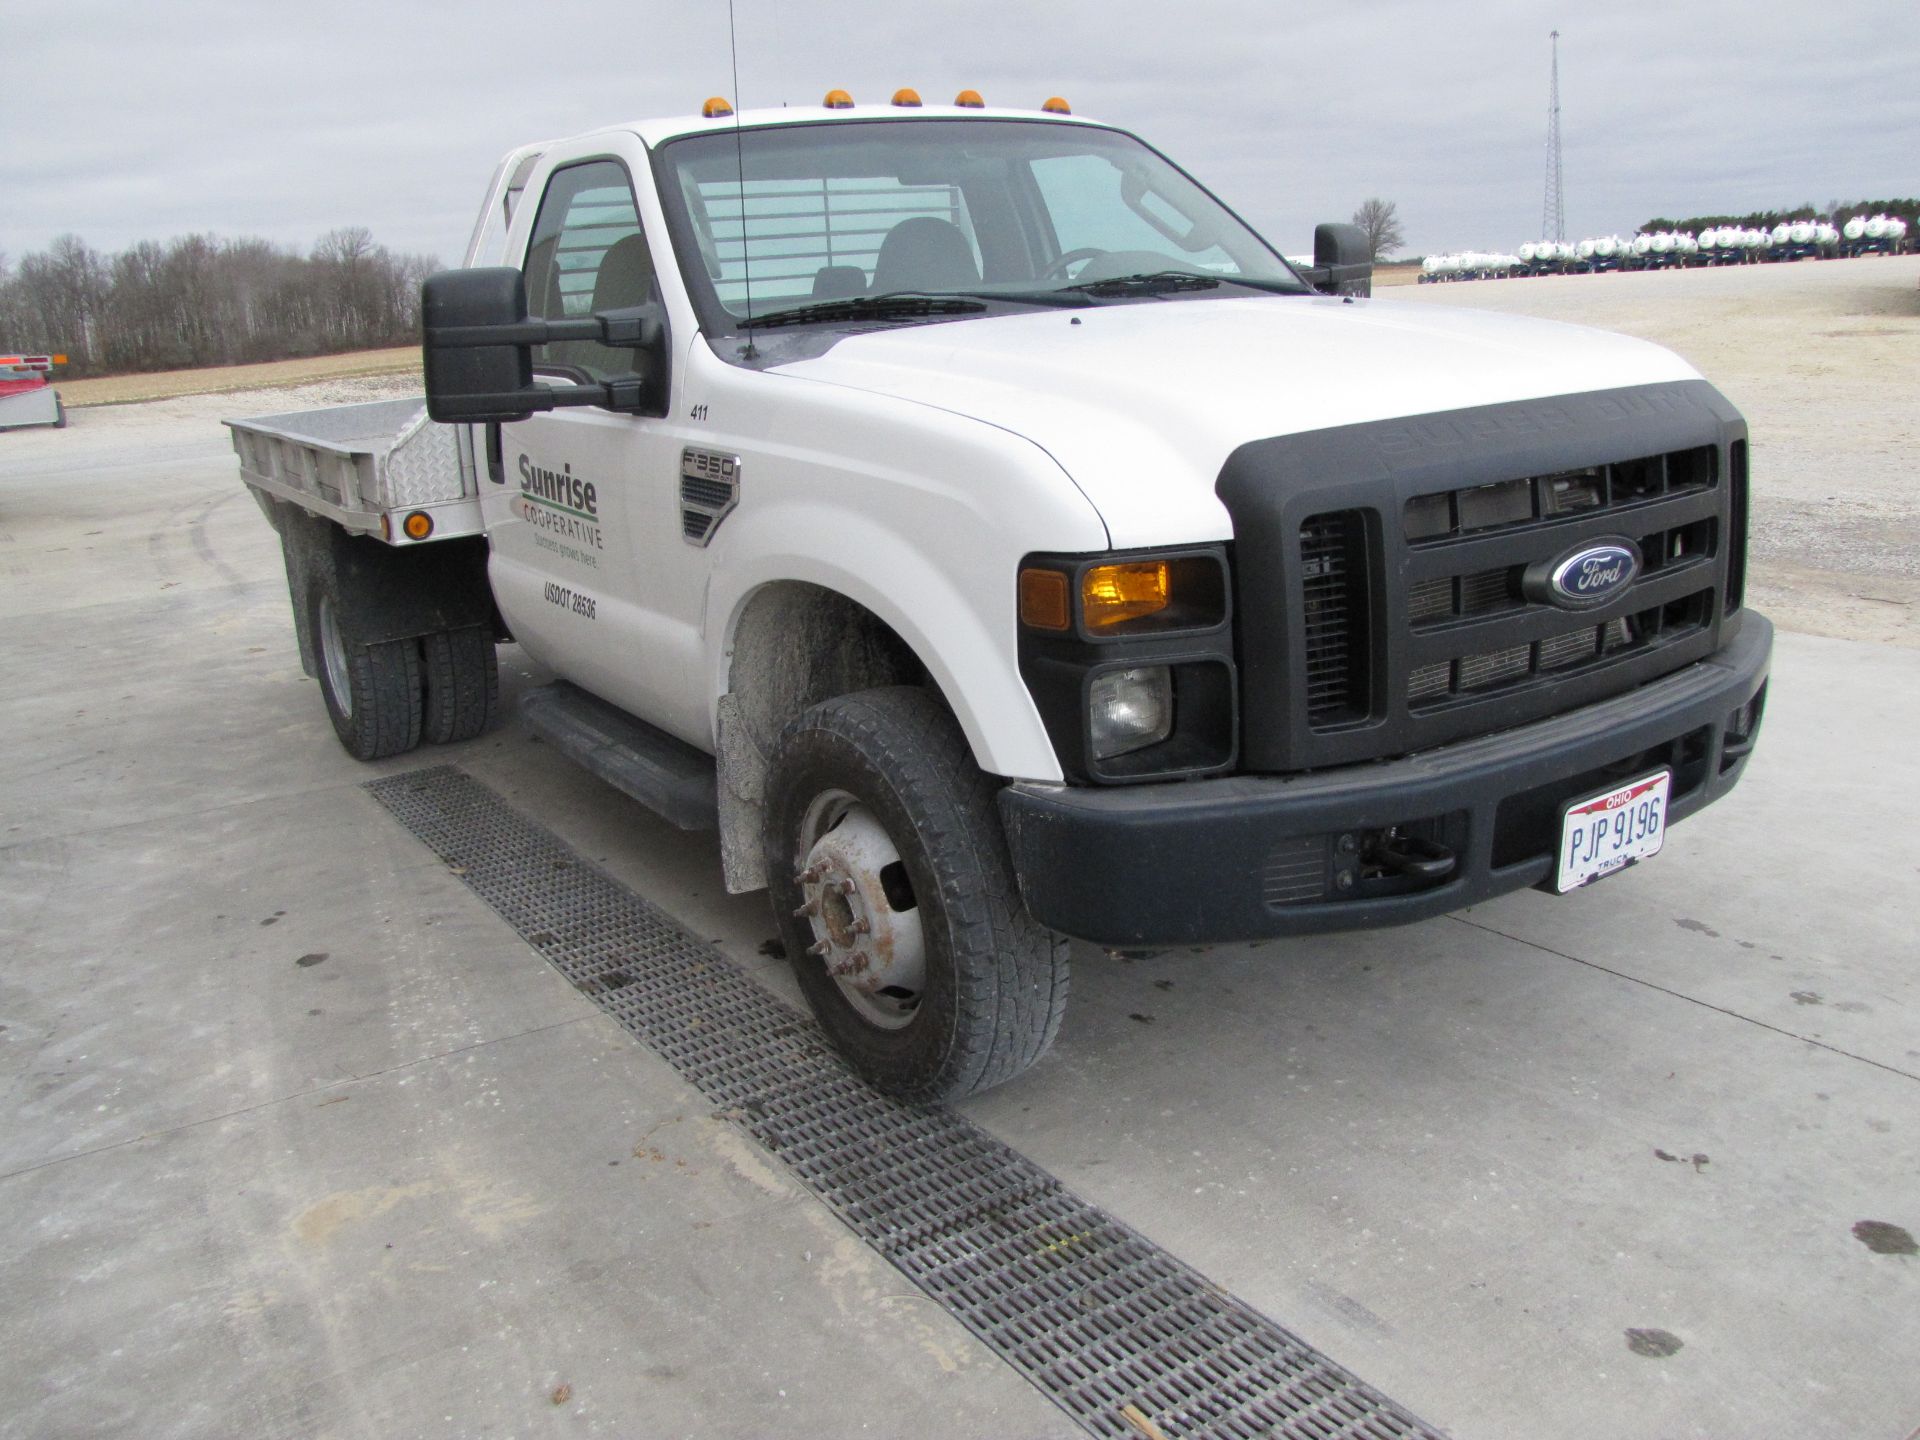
left=520, top=682, right=718, bottom=831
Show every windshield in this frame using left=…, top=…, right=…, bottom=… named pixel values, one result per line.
left=653, top=118, right=1306, bottom=331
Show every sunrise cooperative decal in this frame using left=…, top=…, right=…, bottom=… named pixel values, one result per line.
left=516, top=454, right=604, bottom=551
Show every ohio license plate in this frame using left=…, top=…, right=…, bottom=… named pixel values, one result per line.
left=1556, top=770, right=1670, bottom=893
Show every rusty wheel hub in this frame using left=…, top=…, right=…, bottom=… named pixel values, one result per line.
left=793, top=791, right=926, bottom=1030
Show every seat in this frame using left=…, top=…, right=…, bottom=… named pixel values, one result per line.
left=811, top=265, right=868, bottom=300
left=869, top=217, right=979, bottom=294
left=555, top=233, right=655, bottom=376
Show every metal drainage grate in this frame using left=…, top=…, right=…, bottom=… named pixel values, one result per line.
left=368, top=766, right=1449, bottom=1440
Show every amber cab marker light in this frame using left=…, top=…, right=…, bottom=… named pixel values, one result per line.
left=954, top=89, right=986, bottom=108
left=1083, top=561, right=1169, bottom=629
left=1018, top=568, right=1072, bottom=632
left=402, top=510, right=434, bottom=541
left=702, top=96, right=734, bottom=118
left=892, top=88, right=922, bottom=107
left=823, top=89, right=854, bottom=109
left=1042, top=96, right=1072, bottom=114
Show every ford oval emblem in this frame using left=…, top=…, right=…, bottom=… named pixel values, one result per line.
left=1524, top=539, right=1641, bottom=610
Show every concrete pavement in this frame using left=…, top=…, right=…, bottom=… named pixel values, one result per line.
left=2, top=387, right=1915, bottom=1439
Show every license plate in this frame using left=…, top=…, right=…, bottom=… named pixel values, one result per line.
left=1556, top=770, right=1670, bottom=893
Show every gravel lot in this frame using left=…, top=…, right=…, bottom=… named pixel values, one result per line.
left=1399, top=256, right=1920, bottom=645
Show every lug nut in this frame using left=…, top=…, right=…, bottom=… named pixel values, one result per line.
left=807, top=939, right=832, bottom=957
left=850, top=917, right=871, bottom=935
left=792, top=899, right=819, bottom=918
left=795, top=864, right=822, bottom=884
left=837, top=878, right=858, bottom=896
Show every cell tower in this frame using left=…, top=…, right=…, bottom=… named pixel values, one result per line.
left=1542, top=30, right=1566, bottom=243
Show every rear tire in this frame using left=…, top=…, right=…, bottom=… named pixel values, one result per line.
left=765, top=686, right=1069, bottom=1102
left=309, top=583, right=423, bottom=760
left=421, top=624, right=499, bottom=744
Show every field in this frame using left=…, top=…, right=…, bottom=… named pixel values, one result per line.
left=58, top=345, right=419, bottom=407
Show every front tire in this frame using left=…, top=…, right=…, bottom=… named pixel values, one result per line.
left=764, top=687, right=1069, bottom=1102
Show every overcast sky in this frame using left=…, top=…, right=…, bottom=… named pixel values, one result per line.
left=4, top=0, right=1914, bottom=268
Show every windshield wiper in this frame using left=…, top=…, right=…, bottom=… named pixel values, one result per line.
left=740, top=293, right=989, bottom=329
left=1056, top=270, right=1223, bottom=298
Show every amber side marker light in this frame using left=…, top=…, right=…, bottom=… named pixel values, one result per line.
left=1042, top=96, right=1072, bottom=114
left=892, top=88, right=922, bottom=107
left=954, top=89, right=986, bottom=108
left=823, top=89, right=854, bottom=109
left=402, top=510, right=434, bottom=541
left=1018, top=568, right=1072, bottom=632
left=1083, top=561, right=1169, bottom=629
left=702, top=96, right=734, bottom=118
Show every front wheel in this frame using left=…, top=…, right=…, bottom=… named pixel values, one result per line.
left=764, top=687, right=1069, bottom=1102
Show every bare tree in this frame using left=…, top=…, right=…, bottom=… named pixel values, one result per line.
left=1, top=230, right=440, bottom=375
left=1351, top=198, right=1407, bottom=261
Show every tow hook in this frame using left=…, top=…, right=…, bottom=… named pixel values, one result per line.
left=1364, top=832, right=1458, bottom=882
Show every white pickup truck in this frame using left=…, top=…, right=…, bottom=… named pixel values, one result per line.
left=230, top=92, right=1771, bottom=1100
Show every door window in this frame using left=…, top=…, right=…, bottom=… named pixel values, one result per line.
left=524, top=160, right=658, bottom=380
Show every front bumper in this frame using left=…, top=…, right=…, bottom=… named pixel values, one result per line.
left=999, top=613, right=1772, bottom=946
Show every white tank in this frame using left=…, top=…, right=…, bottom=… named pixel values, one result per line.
left=1864, top=215, right=1889, bottom=239
left=1594, top=235, right=1617, bottom=258
left=1788, top=219, right=1815, bottom=244
left=1844, top=216, right=1867, bottom=241
left=1422, top=255, right=1441, bottom=274
left=1650, top=232, right=1673, bottom=254
left=1518, top=242, right=1538, bottom=263
left=1889, top=218, right=1909, bottom=239
left=1679, top=234, right=1699, bottom=255
left=1576, top=238, right=1596, bottom=259
left=1632, top=234, right=1653, bottom=255
left=1771, top=222, right=1791, bottom=244
left=1815, top=223, right=1838, bottom=246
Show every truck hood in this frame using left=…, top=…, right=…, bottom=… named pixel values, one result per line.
left=770, top=294, right=1701, bottom=548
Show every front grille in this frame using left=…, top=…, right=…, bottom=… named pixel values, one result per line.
left=1300, top=511, right=1371, bottom=728
left=1403, top=448, right=1714, bottom=541
left=1400, top=445, right=1721, bottom=713
left=1221, top=380, right=1744, bottom=775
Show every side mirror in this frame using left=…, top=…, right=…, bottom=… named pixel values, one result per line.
left=420, top=267, right=667, bottom=423
left=1303, top=223, right=1373, bottom=298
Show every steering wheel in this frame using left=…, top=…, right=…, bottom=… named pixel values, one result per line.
left=1041, top=247, right=1110, bottom=282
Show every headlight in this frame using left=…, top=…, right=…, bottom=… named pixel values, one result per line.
left=1089, top=666, right=1173, bottom=759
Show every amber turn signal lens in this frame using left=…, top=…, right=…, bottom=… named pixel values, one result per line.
left=823, top=88, right=854, bottom=109
left=1018, top=568, right=1071, bottom=632
left=402, top=510, right=434, bottom=541
left=954, top=89, right=986, bottom=108
left=891, top=88, right=922, bottom=107
left=1042, top=96, right=1072, bottom=114
left=701, top=96, right=734, bottom=118
left=1083, top=562, right=1169, bottom=629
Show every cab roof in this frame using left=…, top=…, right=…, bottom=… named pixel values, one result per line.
left=617, top=102, right=1100, bottom=150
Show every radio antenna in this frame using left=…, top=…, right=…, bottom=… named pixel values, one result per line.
left=727, top=0, right=758, bottom=357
